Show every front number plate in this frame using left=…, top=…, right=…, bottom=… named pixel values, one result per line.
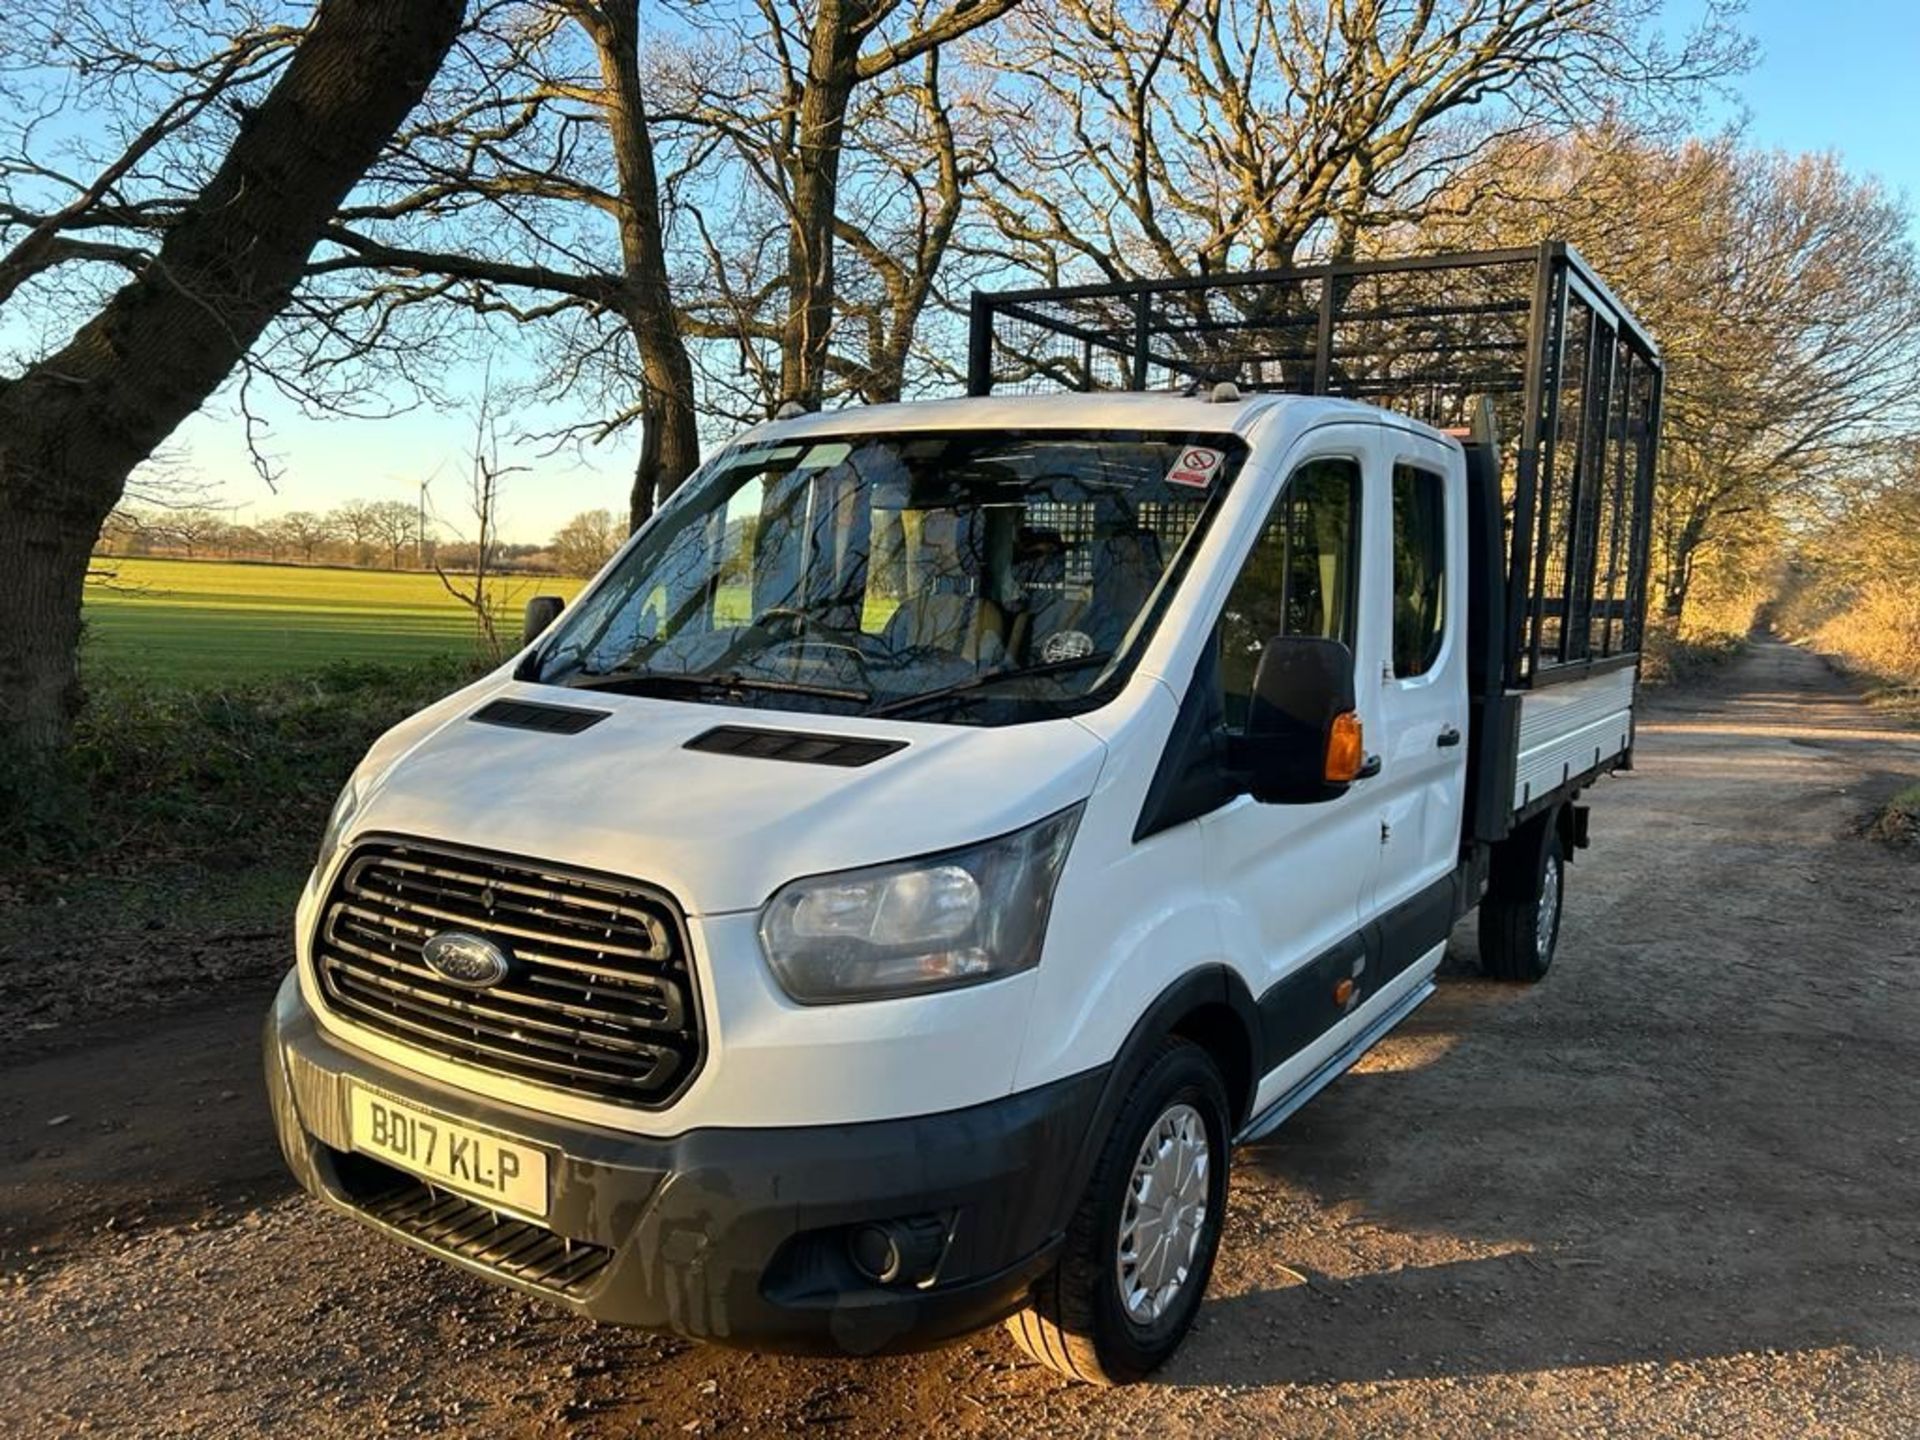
left=348, top=1084, right=549, bottom=1219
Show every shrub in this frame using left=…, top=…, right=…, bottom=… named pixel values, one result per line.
left=5, top=657, right=481, bottom=881
left=1639, top=622, right=1744, bottom=687
left=1807, top=579, right=1920, bottom=686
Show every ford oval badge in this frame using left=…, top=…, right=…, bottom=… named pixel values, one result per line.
left=421, top=930, right=512, bottom=989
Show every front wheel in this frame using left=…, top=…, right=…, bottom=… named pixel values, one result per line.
left=1005, top=1038, right=1230, bottom=1385
left=1479, top=815, right=1566, bottom=982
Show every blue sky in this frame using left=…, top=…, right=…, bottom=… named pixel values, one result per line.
left=161, top=0, right=1920, bottom=543
left=1724, top=0, right=1918, bottom=208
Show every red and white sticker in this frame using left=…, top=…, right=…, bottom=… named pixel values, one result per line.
left=1165, top=446, right=1225, bottom=490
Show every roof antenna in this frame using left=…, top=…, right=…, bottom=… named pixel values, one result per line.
left=1208, top=381, right=1243, bottom=404
left=773, top=399, right=809, bottom=421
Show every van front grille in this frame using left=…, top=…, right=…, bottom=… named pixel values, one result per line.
left=313, top=838, right=702, bottom=1106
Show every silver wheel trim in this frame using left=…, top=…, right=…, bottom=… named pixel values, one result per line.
left=1537, top=852, right=1562, bottom=958
left=1115, top=1102, right=1211, bottom=1325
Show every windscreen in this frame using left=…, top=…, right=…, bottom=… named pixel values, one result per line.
left=534, top=430, right=1247, bottom=724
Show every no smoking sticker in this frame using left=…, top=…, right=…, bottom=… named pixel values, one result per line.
left=1165, top=446, right=1224, bottom=489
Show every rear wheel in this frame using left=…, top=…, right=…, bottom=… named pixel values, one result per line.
left=1005, top=1038, right=1230, bottom=1385
left=1479, top=815, right=1565, bottom=982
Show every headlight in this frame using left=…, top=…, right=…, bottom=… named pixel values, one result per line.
left=312, top=778, right=361, bottom=883
left=758, top=805, right=1083, bottom=1004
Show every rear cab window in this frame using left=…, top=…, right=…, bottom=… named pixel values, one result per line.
left=1390, top=463, right=1447, bottom=679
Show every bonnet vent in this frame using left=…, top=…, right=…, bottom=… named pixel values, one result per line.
left=685, top=725, right=906, bottom=768
left=469, top=698, right=611, bottom=735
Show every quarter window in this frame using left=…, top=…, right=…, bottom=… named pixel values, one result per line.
left=1216, top=457, right=1361, bottom=731
left=1391, top=464, right=1447, bottom=678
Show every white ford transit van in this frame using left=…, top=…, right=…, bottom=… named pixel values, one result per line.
left=266, top=244, right=1661, bottom=1382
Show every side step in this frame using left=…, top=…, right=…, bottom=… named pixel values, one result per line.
left=1233, top=979, right=1438, bottom=1145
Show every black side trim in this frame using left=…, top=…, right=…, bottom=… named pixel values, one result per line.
left=470, top=698, right=610, bottom=734
left=1258, top=934, right=1368, bottom=1071
left=1255, top=871, right=1458, bottom=1074
left=686, top=725, right=907, bottom=768
left=1372, top=872, right=1458, bottom=977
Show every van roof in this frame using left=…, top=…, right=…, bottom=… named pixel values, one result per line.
left=737, top=390, right=1428, bottom=447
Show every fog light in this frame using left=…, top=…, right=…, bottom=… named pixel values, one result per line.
left=846, top=1213, right=949, bottom=1287
left=849, top=1224, right=902, bottom=1284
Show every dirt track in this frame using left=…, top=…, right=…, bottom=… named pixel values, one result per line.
left=5, top=639, right=1919, bottom=1438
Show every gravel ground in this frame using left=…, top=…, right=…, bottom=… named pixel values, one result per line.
left=4, top=638, right=1918, bottom=1438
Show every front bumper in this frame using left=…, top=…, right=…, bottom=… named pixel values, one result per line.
left=264, top=972, right=1105, bottom=1354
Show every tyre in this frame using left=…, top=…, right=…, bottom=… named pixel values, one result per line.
left=1479, top=813, right=1565, bottom=982
left=1005, top=1037, right=1231, bottom=1385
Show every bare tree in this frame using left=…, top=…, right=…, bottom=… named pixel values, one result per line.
left=665, top=0, right=1021, bottom=411
left=435, top=400, right=524, bottom=661
left=252, top=520, right=291, bottom=562
left=313, top=0, right=1021, bottom=531
left=766, top=0, right=1023, bottom=410
left=1425, top=129, right=1920, bottom=624
left=0, top=0, right=468, bottom=757
left=550, top=507, right=622, bottom=576
left=330, top=499, right=380, bottom=564
left=364, top=500, right=420, bottom=570
left=155, top=509, right=230, bottom=559
left=968, top=0, right=1747, bottom=286
left=0, top=6, right=307, bottom=315
left=95, top=507, right=147, bottom=557
left=835, top=48, right=987, bottom=403
left=312, top=1, right=701, bottom=532
left=275, top=510, right=338, bottom=563
left=671, top=31, right=993, bottom=409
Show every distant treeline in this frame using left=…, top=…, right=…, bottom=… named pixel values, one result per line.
left=95, top=504, right=624, bottom=579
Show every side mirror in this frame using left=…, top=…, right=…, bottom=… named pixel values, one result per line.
left=1236, top=635, right=1369, bottom=805
left=522, top=595, right=565, bottom=646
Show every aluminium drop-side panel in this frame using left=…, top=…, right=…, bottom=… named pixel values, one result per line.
left=1511, top=667, right=1636, bottom=811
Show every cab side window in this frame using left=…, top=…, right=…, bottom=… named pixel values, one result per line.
left=1391, top=463, right=1447, bottom=678
left=1216, top=457, right=1361, bottom=731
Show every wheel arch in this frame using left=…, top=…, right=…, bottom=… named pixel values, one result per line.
left=1047, top=965, right=1260, bottom=1235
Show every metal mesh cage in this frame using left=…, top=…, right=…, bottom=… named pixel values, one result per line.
left=967, top=243, right=1663, bottom=688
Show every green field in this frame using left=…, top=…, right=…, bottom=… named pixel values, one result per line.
left=83, top=557, right=586, bottom=685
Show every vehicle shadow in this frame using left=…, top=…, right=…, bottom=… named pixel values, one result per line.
left=1154, top=907, right=1920, bottom=1390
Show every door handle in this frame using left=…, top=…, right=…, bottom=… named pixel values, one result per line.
left=1436, top=725, right=1462, bottom=748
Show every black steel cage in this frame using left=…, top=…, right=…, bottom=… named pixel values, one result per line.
left=965, top=242, right=1663, bottom=688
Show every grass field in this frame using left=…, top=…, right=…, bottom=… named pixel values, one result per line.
left=83, top=557, right=586, bottom=685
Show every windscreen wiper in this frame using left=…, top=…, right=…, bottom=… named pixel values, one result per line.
left=565, top=670, right=872, bottom=704
left=868, top=653, right=1114, bottom=718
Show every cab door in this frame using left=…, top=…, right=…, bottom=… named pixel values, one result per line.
left=1363, top=429, right=1471, bottom=981
left=1197, top=426, right=1388, bottom=1109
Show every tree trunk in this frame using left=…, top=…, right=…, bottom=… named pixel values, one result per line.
left=0, top=0, right=465, bottom=756
left=583, top=1, right=701, bottom=534
left=1659, top=510, right=1708, bottom=624
left=629, top=380, right=701, bottom=532
left=1662, top=574, right=1690, bottom=622
left=0, top=504, right=98, bottom=757
left=863, top=336, right=909, bottom=406
left=781, top=9, right=863, bottom=412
